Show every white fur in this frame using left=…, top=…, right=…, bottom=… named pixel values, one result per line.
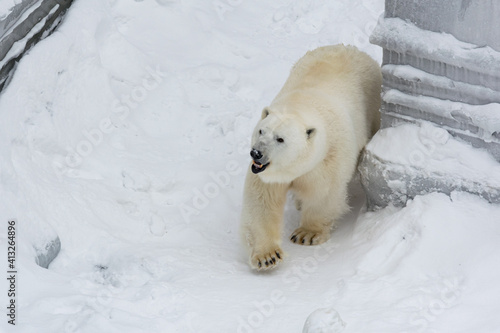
left=240, top=45, right=382, bottom=270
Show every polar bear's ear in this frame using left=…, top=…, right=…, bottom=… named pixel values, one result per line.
left=261, top=108, right=270, bottom=119
left=306, top=128, right=316, bottom=139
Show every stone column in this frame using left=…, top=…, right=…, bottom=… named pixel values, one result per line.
left=359, top=0, right=500, bottom=209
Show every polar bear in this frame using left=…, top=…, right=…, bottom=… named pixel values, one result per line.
left=240, top=45, right=382, bottom=270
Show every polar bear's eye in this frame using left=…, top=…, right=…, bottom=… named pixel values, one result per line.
left=276, top=137, right=284, bottom=143
left=259, top=130, right=263, bottom=135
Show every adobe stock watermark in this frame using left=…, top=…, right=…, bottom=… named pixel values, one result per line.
left=406, top=277, right=462, bottom=333
left=53, top=65, right=166, bottom=175
left=178, top=137, right=250, bottom=224
left=179, top=160, right=243, bottom=223
left=237, top=242, right=338, bottom=333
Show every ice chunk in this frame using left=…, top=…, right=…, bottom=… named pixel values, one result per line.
left=35, top=236, right=61, bottom=269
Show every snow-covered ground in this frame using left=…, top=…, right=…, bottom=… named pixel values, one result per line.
left=1, top=0, right=500, bottom=332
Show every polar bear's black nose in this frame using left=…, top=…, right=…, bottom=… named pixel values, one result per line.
left=250, top=149, right=263, bottom=160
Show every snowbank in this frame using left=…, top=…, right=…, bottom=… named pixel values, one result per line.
left=303, top=191, right=500, bottom=333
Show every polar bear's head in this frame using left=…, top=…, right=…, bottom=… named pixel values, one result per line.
left=250, top=107, right=327, bottom=183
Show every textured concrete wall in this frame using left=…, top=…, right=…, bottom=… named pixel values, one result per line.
left=385, top=0, right=500, bottom=52
left=371, top=0, right=500, bottom=161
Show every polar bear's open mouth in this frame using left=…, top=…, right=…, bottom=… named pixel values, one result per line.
left=251, top=161, right=270, bottom=174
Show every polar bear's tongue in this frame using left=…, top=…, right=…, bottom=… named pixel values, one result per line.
left=251, top=160, right=269, bottom=174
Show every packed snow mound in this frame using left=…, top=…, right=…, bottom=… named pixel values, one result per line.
left=342, top=191, right=500, bottom=332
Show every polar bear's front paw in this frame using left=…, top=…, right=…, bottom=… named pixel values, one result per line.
left=290, top=227, right=329, bottom=246
left=250, top=247, right=284, bottom=271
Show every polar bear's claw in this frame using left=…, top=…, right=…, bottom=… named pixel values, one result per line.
left=251, top=248, right=283, bottom=270
left=290, top=227, right=329, bottom=246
